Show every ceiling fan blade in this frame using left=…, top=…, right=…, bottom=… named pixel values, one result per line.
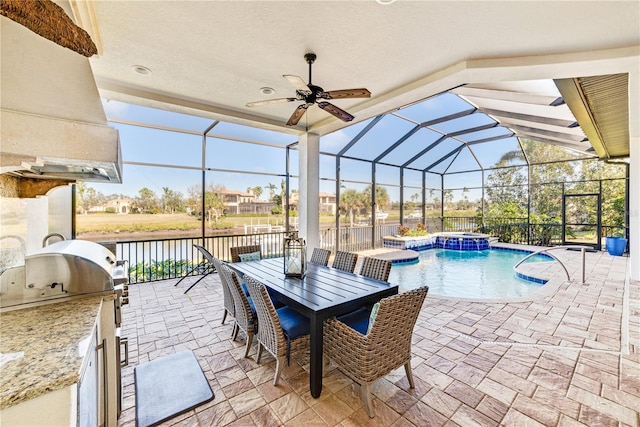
left=320, top=88, right=371, bottom=100
left=286, top=103, right=313, bottom=126
left=283, top=75, right=311, bottom=95
left=246, top=97, right=298, bottom=107
left=317, top=102, right=355, bottom=122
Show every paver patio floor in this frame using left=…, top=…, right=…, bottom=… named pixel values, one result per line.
left=118, top=245, right=639, bottom=426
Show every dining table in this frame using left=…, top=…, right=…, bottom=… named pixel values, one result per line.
left=227, top=257, right=398, bottom=398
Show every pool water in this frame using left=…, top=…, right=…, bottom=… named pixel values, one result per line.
left=389, top=248, right=551, bottom=299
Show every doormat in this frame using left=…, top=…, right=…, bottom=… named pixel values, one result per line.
left=135, top=350, right=214, bottom=427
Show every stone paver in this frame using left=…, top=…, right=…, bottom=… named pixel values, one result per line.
left=118, top=245, right=638, bottom=426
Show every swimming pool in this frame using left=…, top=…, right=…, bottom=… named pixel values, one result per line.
left=389, top=248, right=551, bottom=299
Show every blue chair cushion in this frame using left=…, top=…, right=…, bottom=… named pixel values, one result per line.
left=276, top=306, right=310, bottom=339
left=336, top=306, right=371, bottom=335
left=246, top=295, right=258, bottom=332
left=241, top=282, right=250, bottom=296
left=242, top=282, right=285, bottom=308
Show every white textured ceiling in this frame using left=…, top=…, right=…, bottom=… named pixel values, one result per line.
left=76, top=1, right=639, bottom=136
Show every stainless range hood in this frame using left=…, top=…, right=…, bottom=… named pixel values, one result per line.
left=0, top=0, right=122, bottom=184
left=1, top=109, right=122, bottom=183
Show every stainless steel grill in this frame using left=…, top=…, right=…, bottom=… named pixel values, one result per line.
left=0, top=240, right=128, bottom=310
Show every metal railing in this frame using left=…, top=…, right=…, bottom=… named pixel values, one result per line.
left=117, top=232, right=287, bottom=283
left=514, top=245, right=590, bottom=284
left=113, top=219, right=624, bottom=283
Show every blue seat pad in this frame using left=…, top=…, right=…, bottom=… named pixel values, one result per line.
left=243, top=282, right=285, bottom=309
left=336, top=307, right=370, bottom=335
left=276, top=306, right=310, bottom=339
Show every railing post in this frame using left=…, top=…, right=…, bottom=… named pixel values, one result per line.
left=581, top=247, right=586, bottom=284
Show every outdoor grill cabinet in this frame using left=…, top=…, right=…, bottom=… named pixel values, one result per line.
left=0, top=296, right=119, bottom=426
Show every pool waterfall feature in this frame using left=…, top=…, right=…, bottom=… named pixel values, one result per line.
left=383, top=232, right=490, bottom=253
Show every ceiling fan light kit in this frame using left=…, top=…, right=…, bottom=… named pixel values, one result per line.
left=246, top=53, right=371, bottom=126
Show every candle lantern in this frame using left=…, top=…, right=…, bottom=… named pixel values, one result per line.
left=284, top=231, right=306, bottom=278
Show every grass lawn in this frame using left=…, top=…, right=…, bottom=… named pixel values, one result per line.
left=76, top=213, right=202, bottom=233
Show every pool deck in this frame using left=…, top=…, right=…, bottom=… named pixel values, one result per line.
left=117, top=244, right=639, bottom=426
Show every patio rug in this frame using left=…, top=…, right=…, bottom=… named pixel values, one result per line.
left=135, top=350, right=214, bottom=427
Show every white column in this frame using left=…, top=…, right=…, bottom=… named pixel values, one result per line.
left=628, top=70, right=640, bottom=281
left=298, top=132, right=320, bottom=253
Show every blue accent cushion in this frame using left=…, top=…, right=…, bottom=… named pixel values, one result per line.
left=276, top=306, right=310, bottom=339
left=337, top=307, right=371, bottom=335
left=242, top=282, right=284, bottom=308
left=267, top=289, right=286, bottom=309
left=246, top=295, right=258, bottom=332
left=241, top=282, right=250, bottom=296
left=238, top=251, right=260, bottom=262
left=246, top=295, right=257, bottom=315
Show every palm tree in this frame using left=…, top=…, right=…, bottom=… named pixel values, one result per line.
left=265, top=182, right=278, bottom=200
left=340, top=189, right=365, bottom=227
left=252, top=186, right=263, bottom=200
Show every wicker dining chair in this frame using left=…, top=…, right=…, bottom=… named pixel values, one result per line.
left=309, top=248, right=331, bottom=266
left=210, top=257, right=236, bottom=328
left=219, top=263, right=258, bottom=358
left=244, top=276, right=310, bottom=385
left=331, top=250, right=358, bottom=273
left=230, top=245, right=262, bottom=263
left=359, top=257, right=392, bottom=282
left=324, top=286, right=429, bottom=417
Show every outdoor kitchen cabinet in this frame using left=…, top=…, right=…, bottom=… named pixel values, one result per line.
left=0, top=295, right=119, bottom=426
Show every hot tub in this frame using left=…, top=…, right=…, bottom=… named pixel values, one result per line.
left=435, top=232, right=490, bottom=251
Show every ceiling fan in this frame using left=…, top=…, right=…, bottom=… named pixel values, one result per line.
left=246, top=53, right=371, bottom=126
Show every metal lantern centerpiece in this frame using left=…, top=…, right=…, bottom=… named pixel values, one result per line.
left=284, top=232, right=306, bottom=278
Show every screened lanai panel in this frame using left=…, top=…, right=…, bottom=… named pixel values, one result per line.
left=320, top=117, right=376, bottom=154
left=403, top=168, right=423, bottom=188
left=443, top=188, right=479, bottom=215
left=579, top=159, right=627, bottom=180
left=471, top=137, right=526, bottom=169
left=211, top=122, right=298, bottom=146
left=339, top=158, right=372, bottom=183
left=484, top=165, right=528, bottom=187
left=425, top=172, right=442, bottom=190
left=406, top=138, right=461, bottom=171
left=116, top=123, right=201, bottom=167
left=522, top=139, right=592, bottom=164
left=402, top=186, right=423, bottom=213
left=444, top=171, right=483, bottom=190
left=342, top=115, right=415, bottom=161
left=376, top=164, right=400, bottom=186
left=394, top=92, right=474, bottom=123
left=289, top=149, right=299, bottom=176
left=92, top=163, right=202, bottom=209
left=564, top=179, right=600, bottom=195
left=104, top=100, right=215, bottom=132
left=319, top=179, right=336, bottom=196
left=319, top=154, right=336, bottom=181
left=445, top=146, right=480, bottom=173
left=429, top=111, right=497, bottom=135
left=457, top=126, right=513, bottom=144
left=380, top=127, right=445, bottom=167
left=529, top=182, right=562, bottom=218
left=206, top=138, right=286, bottom=174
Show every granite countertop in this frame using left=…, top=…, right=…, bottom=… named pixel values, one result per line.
left=0, top=294, right=113, bottom=409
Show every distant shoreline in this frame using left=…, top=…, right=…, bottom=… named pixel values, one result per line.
left=77, top=227, right=238, bottom=242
